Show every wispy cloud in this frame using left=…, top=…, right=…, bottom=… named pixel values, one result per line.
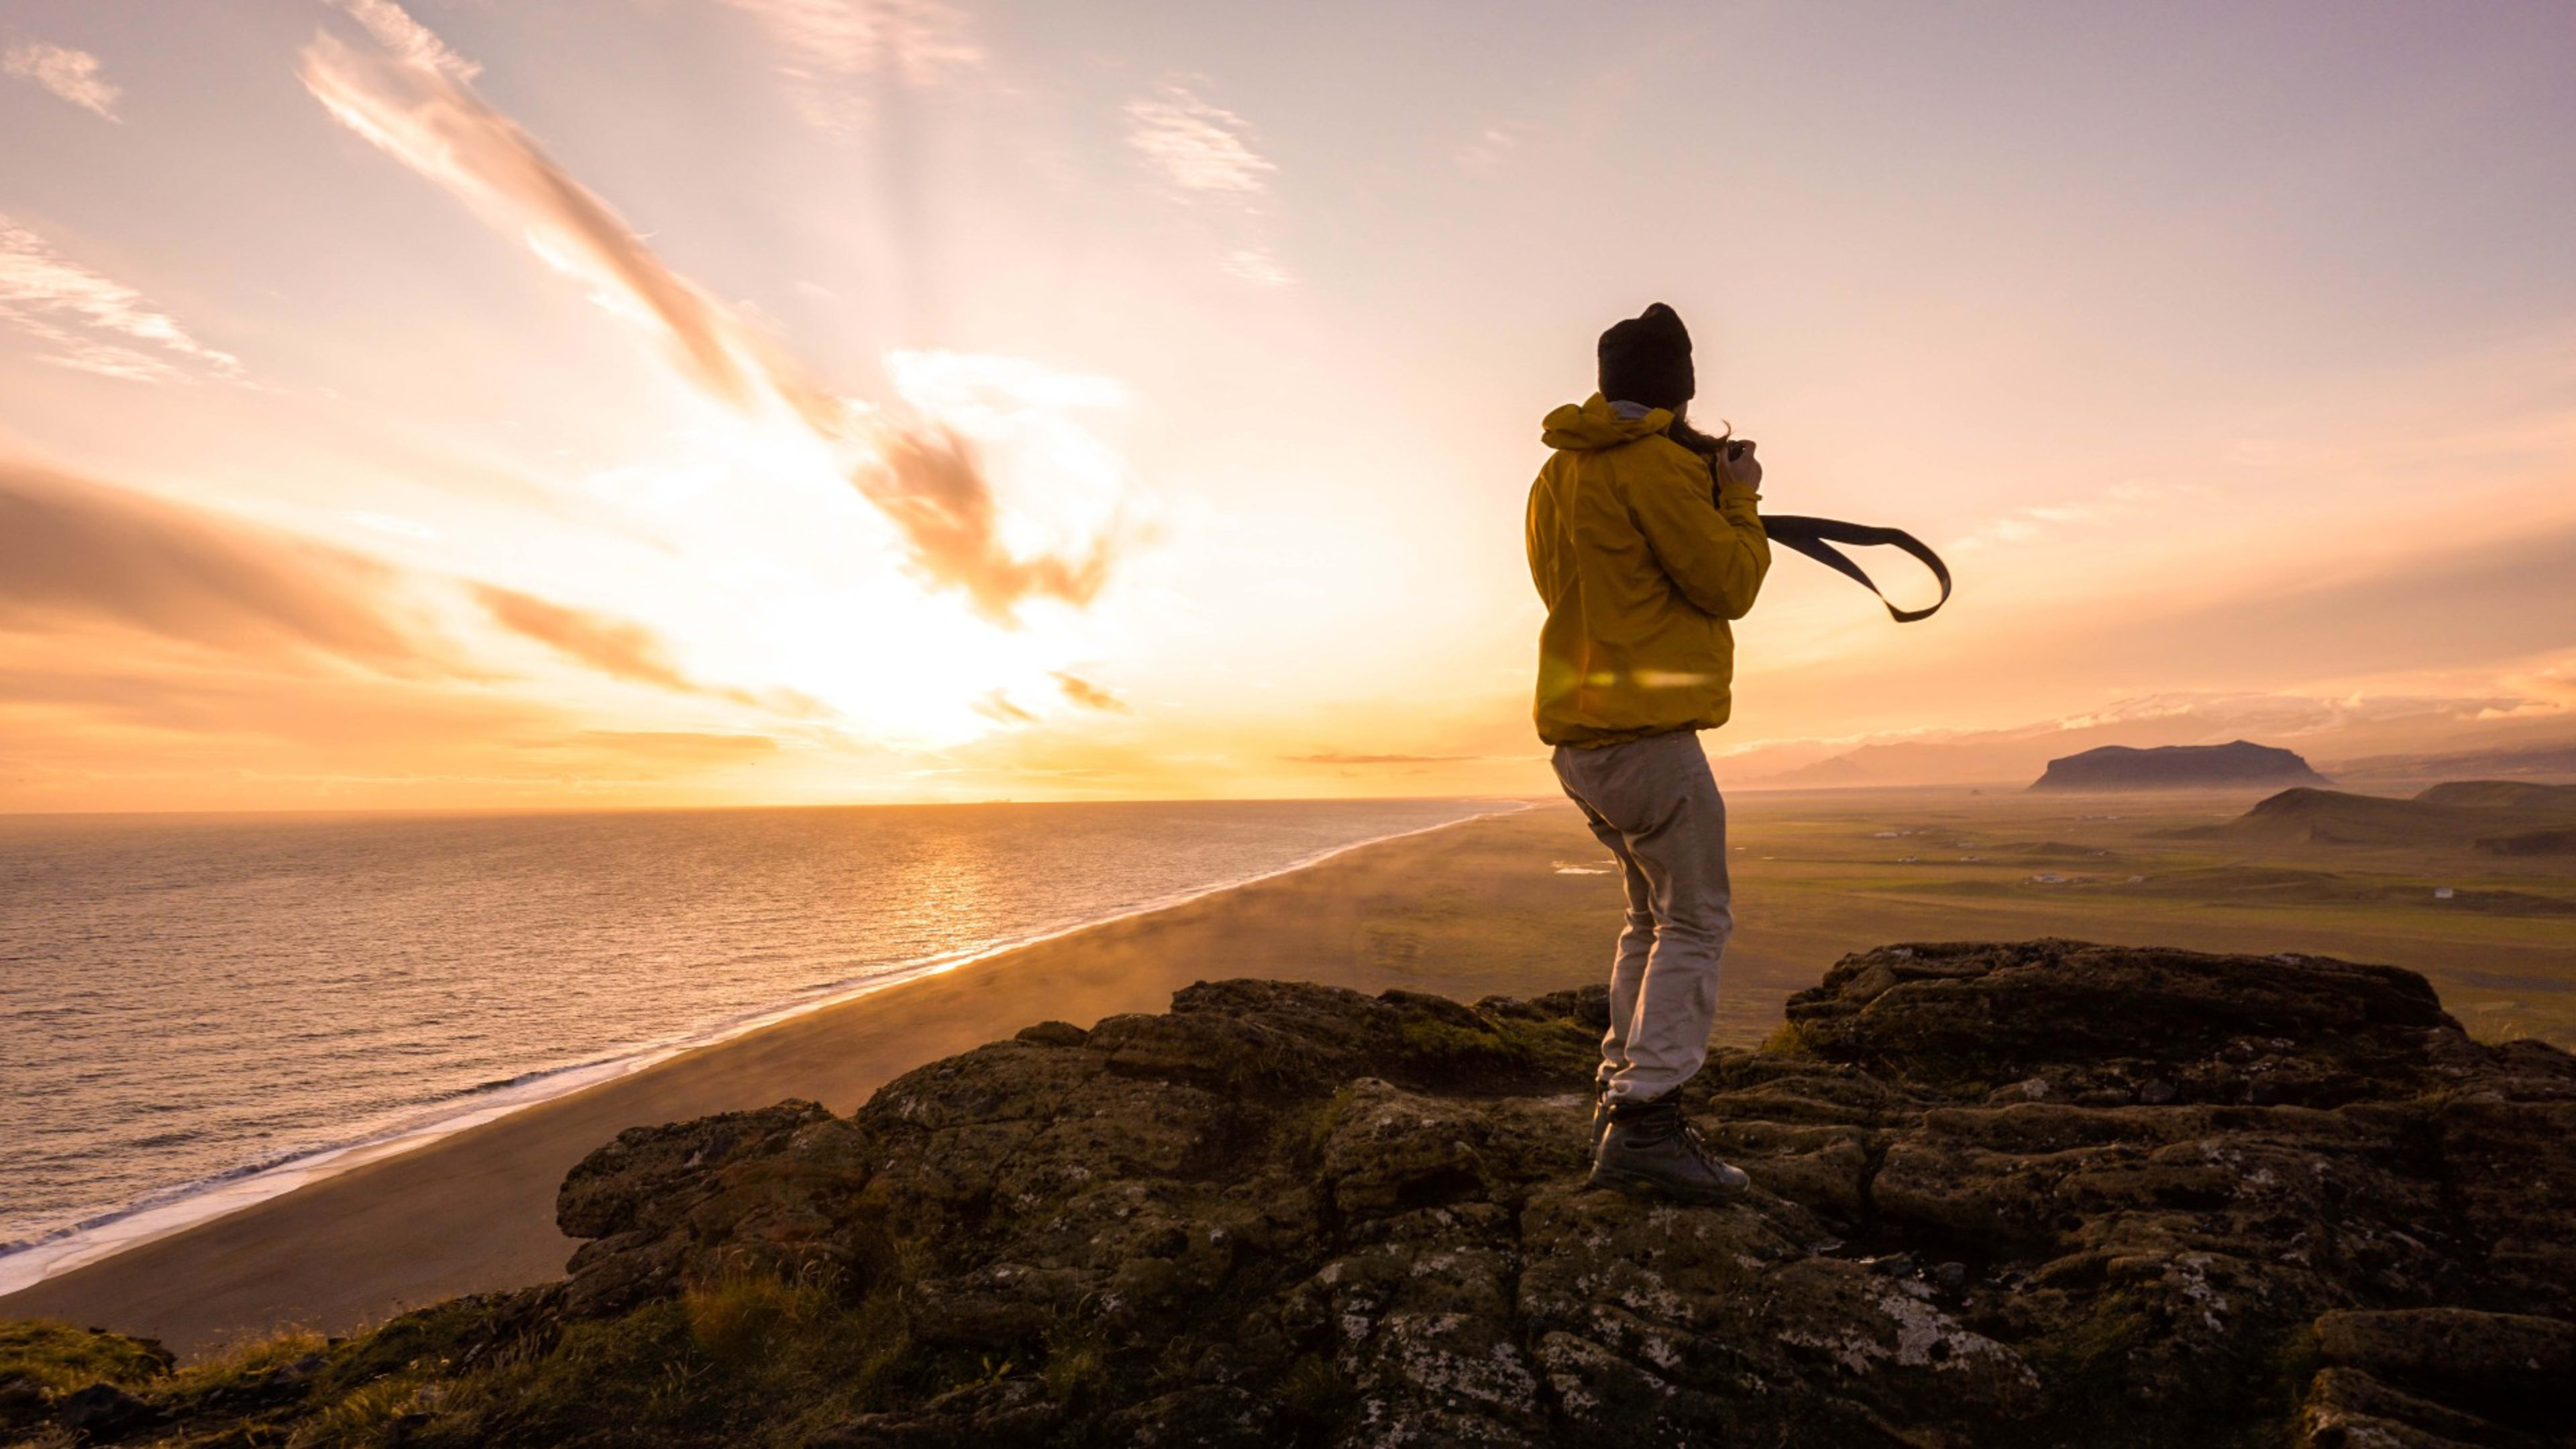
left=715, top=0, right=981, bottom=129
left=0, top=461, right=423, bottom=665
left=1946, top=480, right=2200, bottom=553
left=4, top=40, right=121, bottom=119
left=1124, top=80, right=1275, bottom=200
left=0, top=458, right=839, bottom=720
left=1220, top=248, right=1293, bottom=288
left=299, top=2, right=1126, bottom=622
left=1053, top=672, right=1130, bottom=712
left=1453, top=122, right=1535, bottom=172
left=0, top=215, right=244, bottom=382
left=470, top=582, right=808, bottom=710
left=1282, top=750, right=1484, bottom=765
left=562, top=729, right=780, bottom=762
left=1123, top=78, right=1293, bottom=286
left=471, top=584, right=704, bottom=694
left=328, top=0, right=480, bottom=80
left=973, top=689, right=1036, bottom=724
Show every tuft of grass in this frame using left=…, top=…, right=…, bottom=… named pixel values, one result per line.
left=0, top=1320, right=172, bottom=1395
left=372, top=1273, right=924, bottom=1446
left=172, top=1327, right=331, bottom=1395
left=684, top=1267, right=833, bottom=1366
left=284, top=1373, right=429, bottom=1448
left=1277, top=1351, right=1351, bottom=1426
left=1760, top=1020, right=1821, bottom=1059
left=1040, top=1330, right=1108, bottom=1409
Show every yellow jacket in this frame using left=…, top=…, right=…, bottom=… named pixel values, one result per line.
left=1525, top=394, right=1770, bottom=747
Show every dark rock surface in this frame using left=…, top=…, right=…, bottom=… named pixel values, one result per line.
left=2030, top=740, right=2326, bottom=792
left=7, top=943, right=2573, bottom=1448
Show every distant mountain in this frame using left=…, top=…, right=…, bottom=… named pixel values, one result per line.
left=1721, top=692, right=2576, bottom=792
left=2414, top=780, right=2576, bottom=812
left=2029, top=741, right=2326, bottom=792
left=2166, top=779, right=2576, bottom=849
left=2327, top=742, right=2576, bottom=784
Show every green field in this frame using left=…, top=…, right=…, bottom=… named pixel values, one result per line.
left=1340, top=789, right=2576, bottom=1053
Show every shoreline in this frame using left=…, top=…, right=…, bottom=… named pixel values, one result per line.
left=0, top=802, right=1626, bottom=1358
left=0, top=800, right=1530, bottom=1300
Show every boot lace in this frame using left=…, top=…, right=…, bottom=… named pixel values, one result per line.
left=1674, top=1115, right=1731, bottom=1175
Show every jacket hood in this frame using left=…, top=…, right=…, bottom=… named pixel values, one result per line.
left=1542, top=392, right=1674, bottom=453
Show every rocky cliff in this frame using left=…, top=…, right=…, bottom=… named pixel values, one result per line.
left=7, top=941, right=2575, bottom=1448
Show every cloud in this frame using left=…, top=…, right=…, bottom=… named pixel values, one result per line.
left=470, top=584, right=700, bottom=692
left=1454, top=123, right=1535, bottom=172
left=0, top=460, right=427, bottom=665
left=470, top=582, right=818, bottom=712
left=4, top=40, right=120, bottom=119
left=715, top=0, right=980, bottom=129
left=299, top=5, right=1124, bottom=622
left=973, top=690, right=1036, bottom=724
left=1282, top=751, right=1484, bottom=765
left=1122, top=79, right=1293, bottom=286
left=0, top=215, right=244, bottom=382
left=559, top=729, right=780, bottom=761
left=1220, top=248, right=1293, bottom=288
left=865, top=423, right=1114, bottom=615
left=328, top=0, right=480, bottom=80
left=1053, top=672, right=1130, bottom=712
left=1945, top=480, right=2198, bottom=553
left=0, top=660, right=792, bottom=811
left=1124, top=80, right=1275, bottom=200
left=1738, top=511, right=2576, bottom=743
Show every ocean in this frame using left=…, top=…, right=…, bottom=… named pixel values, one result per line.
left=0, top=798, right=1503, bottom=1287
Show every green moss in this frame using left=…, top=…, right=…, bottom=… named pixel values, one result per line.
left=2019, top=1291, right=2151, bottom=1411
left=1397, top=1013, right=1588, bottom=1086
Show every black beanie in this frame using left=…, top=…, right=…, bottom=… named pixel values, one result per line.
left=1597, top=303, right=1695, bottom=411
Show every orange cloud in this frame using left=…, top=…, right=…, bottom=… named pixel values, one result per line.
left=1053, top=672, right=1131, bottom=712
left=1282, top=750, right=1485, bottom=765
left=972, top=690, right=1036, bottom=724
left=472, top=584, right=698, bottom=692
left=553, top=730, right=781, bottom=763
left=0, top=461, right=425, bottom=666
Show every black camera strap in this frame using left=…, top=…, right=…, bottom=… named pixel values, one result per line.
left=1760, top=515, right=1952, bottom=623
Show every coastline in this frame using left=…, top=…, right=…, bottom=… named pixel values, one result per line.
left=0, top=800, right=1529, bottom=1303
left=0, top=800, right=1609, bottom=1358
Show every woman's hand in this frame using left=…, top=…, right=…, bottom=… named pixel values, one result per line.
left=1719, top=438, right=1762, bottom=490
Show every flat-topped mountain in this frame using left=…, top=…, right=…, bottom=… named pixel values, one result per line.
left=2029, top=740, right=2326, bottom=792
left=7, top=943, right=2573, bottom=1448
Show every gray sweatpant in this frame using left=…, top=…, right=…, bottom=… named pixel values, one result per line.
left=1551, top=729, right=1733, bottom=1103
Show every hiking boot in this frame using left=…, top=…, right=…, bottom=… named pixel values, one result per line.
left=1589, top=1079, right=1612, bottom=1156
left=1589, top=1089, right=1750, bottom=1205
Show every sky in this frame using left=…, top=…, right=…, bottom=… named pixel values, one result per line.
left=3, top=0, right=2574, bottom=810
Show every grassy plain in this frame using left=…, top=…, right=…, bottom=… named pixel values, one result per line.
left=1346, top=788, right=2576, bottom=1052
